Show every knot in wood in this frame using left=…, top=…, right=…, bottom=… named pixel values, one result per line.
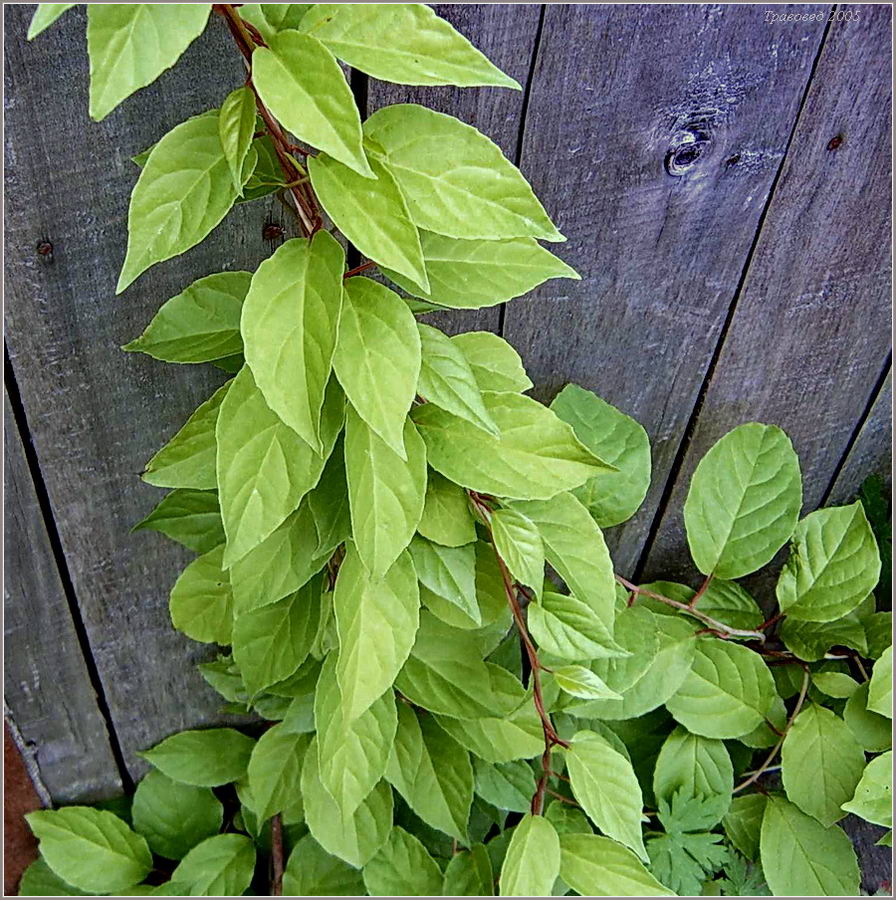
left=665, top=125, right=712, bottom=176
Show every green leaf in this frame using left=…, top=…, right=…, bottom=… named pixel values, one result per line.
left=415, top=393, right=611, bottom=501
left=282, top=834, right=364, bottom=897
left=474, top=759, right=536, bottom=814
left=345, top=409, right=427, bottom=577
left=499, top=814, right=560, bottom=897
left=26, top=808, right=152, bottom=894
left=169, top=544, right=233, bottom=645
left=334, top=277, right=422, bottom=456
left=560, top=833, right=674, bottom=896
left=812, top=671, right=860, bottom=699
left=686, top=579, right=764, bottom=634
left=739, top=693, right=787, bottom=749
left=417, top=470, right=477, bottom=547
left=583, top=604, right=658, bottom=693
left=844, top=682, right=892, bottom=751
left=566, top=730, right=647, bottom=861
left=490, top=507, right=544, bottom=597
left=302, top=736, right=393, bottom=867
left=779, top=608, right=869, bottom=661
left=242, top=232, right=345, bottom=449
left=684, top=423, right=802, bottom=579
left=139, top=728, right=254, bottom=787
left=386, top=232, right=578, bottom=309
left=443, top=844, right=494, bottom=897
left=17, top=855, right=88, bottom=896
left=436, top=705, right=544, bottom=764
left=245, top=724, right=309, bottom=823
left=253, top=30, right=370, bottom=177
left=722, top=793, right=767, bottom=861
left=240, top=4, right=311, bottom=40
left=131, top=770, right=222, bottom=861
left=142, top=382, right=230, bottom=490
left=868, top=645, right=892, bottom=718
left=218, top=86, right=256, bottom=194
left=759, top=796, right=859, bottom=896
left=553, top=665, right=621, bottom=701
left=309, top=153, right=428, bottom=291
left=550, top=384, right=652, bottom=528
left=171, top=834, right=255, bottom=897
left=216, top=366, right=343, bottom=566
left=450, top=331, right=532, bottom=393
left=305, top=438, right=352, bottom=557
left=132, top=488, right=224, bottom=554
left=315, top=653, right=397, bottom=817
left=365, top=104, right=561, bottom=242
left=385, top=702, right=473, bottom=842
left=363, top=826, right=444, bottom=896
left=646, top=830, right=728, bottom=896
left=300, top=3, right=518, bottom=88
left=410, top=535, right=480, bottom=625
left=865, top=610, right=892, bottom=659
left=87, top=5, right=211, bottom=120
left=27, top=4, right=76, bottom=40
left=777, top=502, right=881, bottom=621
left=528, top=591, right=618, bottom=662
left=334, top=542, right=420, bottom=719
left=665, top=639, right=776, bottom=739
left=841, top=751, right=892, bottom=827
left=653, top=726, right=733, bottom=826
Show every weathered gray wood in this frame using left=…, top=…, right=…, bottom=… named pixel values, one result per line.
left=4, top=6, right=287, bottom=779
left=4, top=393, right=122, bottom=803
left=501, top=4, right=828, bottom=574
left=367, top=3, right=543, bottom=336
left=642, top=9, right=892, bottom=589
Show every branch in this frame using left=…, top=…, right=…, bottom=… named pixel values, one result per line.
left=270, top=813, right=284, bottom=895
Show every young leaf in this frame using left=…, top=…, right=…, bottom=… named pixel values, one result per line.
left=409, top=535, right=480, bottom=626
left=245, top=724, right=309, bottom=823
left=443, top=844, right=494, bottom=897
left=240, top=4, right=311, bottom=41
left=365, top=104, right=562, bottom=242
left=169, top=544, right=233, bottom=645
left=759, top=796, right=859, bottom=896
left=25, top=807, right=152, bottom=894
left=139, top=728, right=255, bottom=787
left=334, top=543, right=420, bottom=720
left=436, top=706, right=544, bottom=765
left=566, top=730, right=647, bottom=861
left=218, top=86, right=256, bottom=194
left=417, top=470, right=477, bottom=548
left=132, top=488, right=224, bottom=554
left=844, top=682, right=892, bottom=752
left=553, top=665, right=621, bottom=701
left=474, top=759, right=536, bottom=814
left=722, top=793, right=767, bottom=861
left=499, top=814, right=561, bottom=897
left=528, top=591, right=621, bottom=662
left=123, top=271, right=249, bottom=363
left=777, top=502, right=881, bottom=621
left=27, top=4, right=76, bottom=40
left=300, top=4, right=518, bottom=88
left=868, top=645, right=892, bottom=718
left=451, top=331, right=533, bottom=393
left=812, top=670, right=860, bottom=699
left=87, top=5, right=211, bottom=121
left=170, top=834, right=256, bottom=897
left=131, top=770, right=222, bottom=861
left=309, top=153, right=428, bottom=292
left=841, top=751, right=892, bottom=827
left=490, top=507, right=544, bottom=598
left=684, top=423, right=802, bottom=579
left=559, top=833, right=673, bottom=896
left=550, top=384, right=652, bottom=528
left=282, top=835, right=364, bottom=897
left=362, top=826, right=444, bottom=896
left=241, top=232, right=345, bottom=449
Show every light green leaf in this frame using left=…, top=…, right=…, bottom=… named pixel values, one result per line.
left=169, top=544, right=233, bottom=645
left=559, top=833, right=673, bottom=896
left=417, top=470, right=477, bottom=547
left=385, top=702, right=473, bottom=841
left=142, top=382, right=230, bottom=490
left=87, top=5, right=210, bottom=120
left=302, top=736, right=393, bottom=868
left=498, top=814, right=560, bottom=897
left=27, top=4, right=76, bottom=40
left=282, top=834, right=364, bottom=897
left=334, top=543, right=420, bottom=719
left=245, top=724, right=309, bottom=823
left=436, top=705, right=544, bottom=764
left=253, top=30, right=371, bottom=176
left=363, top=826, right=443, bottom=896
left=841, top=751, right=892, bottom=827
left=345, top=409, right=427, bottom=577
left=450, top=331, right=532, bottom=393
left=566, top=730, right=647, bottom=861
left=529, top=591, right=620, bottom=662
left=315, top=653, right=397, bottom=817
left=216, top=366, right=343, bottom=566
left=240, top=4, right=311, bottom=41
left=171, top=834, right=255, bottom=897
left=443, top=844, right=494, bottom=897
left=739, top=692, right=787, bottom=749
left=812, top=671, right=860, bottom=699
left=387, top=232, right=578, bottom=309
left=414, top=393, right=611, bottom=501
left=586, top=604, right=659, bottom=694
left=409, top=535, right=480, bottom=625
left=490, top=506, right=544, bottom=597
left=309, top=153, right=428, bottom=292
left=684, top=423, right=802, bottom=579
left=777, top=502, right=881, bottom=622
left=242, top=232, right=345, bottom=449
left=686, top=579, right=764, bottom=634
left=218, top=86, right=256, bottom=194
left=868, top=645, right=892, bottom=718
left=722, top=793, right=767, bottom=861
left=132, top=770, right=222, bottom=861
left=550, top=384, right=651, bottom=528
left=554, top=665, right=621, bottom=700
left=132, top=488, right=224, bottom=554
left=759, top=796, right=859, bottom=896
left=25, top=808, right=152, bottom=894
left=365, top=104, right=561, bottom=242
left=300, top=3, right=518, bottom=88
left=18, top=855, right=88, bottom=896
left=139, top=728, right=254, bottom=787
left=665, top=638, right=776, bottom=738
left=780, top=608, right=869, bottom=661
left=474, top=759, right=536, bottom=814
left=844, top=682, right=892, bottom=752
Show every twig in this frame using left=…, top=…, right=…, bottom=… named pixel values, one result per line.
left=688, top=573, right=714, bottom=609
left=270, top=814, right=284, bottom=896
left=344, top=260, right=377, bottom=279
left=545, top=788, right=582, bottom=808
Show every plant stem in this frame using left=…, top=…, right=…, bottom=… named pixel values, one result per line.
left=270, top=813, right=284, bottom=896
left=688, top=573, right=714, bottom=609
left=344, top=260, right=377, bottom=279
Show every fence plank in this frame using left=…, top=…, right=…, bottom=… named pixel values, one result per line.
left=4, top=6, right=280, bottom=778
left=366, top=3, right=543, bottom=336
left=501, top=4, right=827, bottom=574
left=642, top=9, right=892, bottom=587
left=4, top=393, right=122, bottom=803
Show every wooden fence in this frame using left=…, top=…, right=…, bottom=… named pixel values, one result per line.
left=4, top=0, right=891, bottom=845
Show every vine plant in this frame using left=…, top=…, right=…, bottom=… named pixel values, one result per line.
left=21, top=4, right=891, bottom=898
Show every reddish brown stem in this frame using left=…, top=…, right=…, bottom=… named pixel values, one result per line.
left=344, top=260, right=377, bottom=279
left=270, top=814, right=284, bottom=896
left=688, top=573, right=714, bottom=609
